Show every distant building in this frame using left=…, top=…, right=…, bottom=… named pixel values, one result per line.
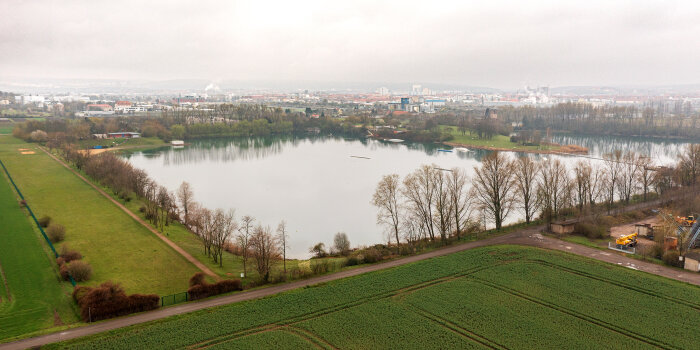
left=107, top=132, right=141, bottom=139
left=411, top=84, right=422, bottom=96
left=87, top=104, right=113, bottom=112
left=377, top=87, right=390, bottom=96
left=684, top=252, right=700, bottom=272
left=114, top=101, right=132, bottom=113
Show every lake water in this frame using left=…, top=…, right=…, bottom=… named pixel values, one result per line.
left=124, top=134, right=692, bottom=258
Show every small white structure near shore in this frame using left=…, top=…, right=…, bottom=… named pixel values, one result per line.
left=171, top=140, right=184, bottom=146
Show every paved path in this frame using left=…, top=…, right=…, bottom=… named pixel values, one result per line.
left=37, top=146, right=220, bottom=280
left=3, top=224, right=700, bottom=350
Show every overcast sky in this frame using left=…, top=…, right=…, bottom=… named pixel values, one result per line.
left=1, top=0, right=699, bottom=89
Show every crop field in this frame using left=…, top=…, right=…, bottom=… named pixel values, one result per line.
left=0, top=137, right=200, bottom=295
left=47, top=245, right=700, bottom=349
left=0, top=168, right=78, bottom=341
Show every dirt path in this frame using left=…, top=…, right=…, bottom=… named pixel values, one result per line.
left=4, top=223, right=700, bottom=350
left=610, top=216, right=659, bottom=248
left=37, top=146, right=219, bottom=281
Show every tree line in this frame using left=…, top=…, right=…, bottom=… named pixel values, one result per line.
left=372, top=144, right=700, bottom=245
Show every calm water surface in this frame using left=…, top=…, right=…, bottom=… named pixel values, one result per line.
left=125, top=135, right=691, bottom=258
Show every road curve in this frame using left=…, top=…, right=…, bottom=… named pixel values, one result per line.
left=3, top=225, right=700, bottom=350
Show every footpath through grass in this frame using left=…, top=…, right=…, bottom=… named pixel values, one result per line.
left=47, top=245, right=700, bottom=349
left=0, top=137, right=200, bottom=295
left=0, top=167, right=78, bottom=341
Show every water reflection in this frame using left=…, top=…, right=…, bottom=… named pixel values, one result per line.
left=125, top=135, right=690, bottom=258
left=551, top=134, right=689, bottom=165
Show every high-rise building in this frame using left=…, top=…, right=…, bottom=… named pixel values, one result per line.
left=377, top=87, right=389, bottom=96
left=411, top=84, right=422, bottom=96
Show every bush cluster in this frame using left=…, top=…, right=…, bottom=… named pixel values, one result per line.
left=663, top=250, right=682, bottom=267
left=187, top=273, right=242, bottom=300
left=60, top=245, right=83, bottom=262
left=57, top=246, right=91, bottom=282
left=574, top=222, right=608, bottom=239
left=47, top=223, right=66, bottom=243
left=72, top=282, right=159, bottom=322
left=38, top=215, right=52, bottom=228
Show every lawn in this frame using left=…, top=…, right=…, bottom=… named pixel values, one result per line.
left=46, top=245, right=700, bottom=349
left=0, top=137, right=200, bottom=296
left=0, top=124, right=13, bottom=135
left=440, top=125, right=558, bottom=151
left=0, top=167, right=79, bottom=342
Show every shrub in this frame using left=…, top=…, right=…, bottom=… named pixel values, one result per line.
left=662, top=250, right=682, bottom=267
left=74, top=282, right=159, bottom=322
left=19, top=199, right=26, bottom=208
left=60, top=245, right=83, bottom=262
left=139, top=206, right=146, bottom=213
left=574, top=222, right=608, bottom=239
left=650, top=243, right=664, bottom=259
left=59, top=263, right=70, bottom=281
left=38, top=215, right=52, bottom=228
left=289, top=267, right=312, bottom=280
left=46, top=224, right=66, bottom=243
left=311, top=260, right=330, bottom=275
left=187, top=277, right=243, bottom=300
left=309, top=242, right=327, bottom=258
left=363, top=247, right=383, bottom=263
left=67, top=261, right=93, bottom=282
left=189, top=272, right=207, bottom=287
left=72, top=285, right=92, bottom=303
left=345, top=256, right=360, bottom=266
left=56, top=257, right=65, bottom=266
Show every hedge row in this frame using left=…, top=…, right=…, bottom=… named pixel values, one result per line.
left=73, top=282, right=159, bottom=322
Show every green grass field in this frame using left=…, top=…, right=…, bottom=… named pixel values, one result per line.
left=0, top=137, right=200, bottom=295
left=441, top=125, right=558, bottom=151
left=46, top=245, right=700, bottom=349
left=0, top=125, right=13, bottom=135
left=0, top=168, right=78, bottom=341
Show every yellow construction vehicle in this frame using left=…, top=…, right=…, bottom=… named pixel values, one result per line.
left=676, top=216, right=696, bottom=227
left=616, top=233, right=638, bottom=249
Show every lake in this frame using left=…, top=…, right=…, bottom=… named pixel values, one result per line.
left=124, top=134, right=691, bottom=258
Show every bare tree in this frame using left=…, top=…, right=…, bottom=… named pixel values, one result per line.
left=514, top=157, right=540, bottom=223
left=237, top=215, right=255, bottom=277
left=212, top=209, right=237, bottom=267
left=373, top=174, right=403, bottom=248
left=537, top=158, right=570, bottom=220
left=276, top=220, right=289, bottom=273
left=618, top=151, right=640, bottom=204
left=573, top=160, right=591, bottom=212
left=678, top=144, right=700, bottom=186
left=433, top=169, right=452, bottom=241
left=603, top=151, right=623, bottom=212
left=402, top=165, right=437, bottom=240
left=333, top=232, right=350, bottom=256
left=636, top=156, right=655, bottom=201
left=472, top=152, right=516, bottom=230
left=198, top=207, right=215, bottom=257
left=250, top=225, right=279, bottom=282
left=177, top=181, right=194, bottom=227
left=447, top=167, right=472, bottom=238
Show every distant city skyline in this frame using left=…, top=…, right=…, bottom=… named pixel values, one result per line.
left=2, top=0, right=700, bottom=89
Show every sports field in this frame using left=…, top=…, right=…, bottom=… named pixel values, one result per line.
left=0, top=137, right=200, bottom=295
left=47, top=245, right=700, bottom=349
left=0, top=165, right=78, bottom=341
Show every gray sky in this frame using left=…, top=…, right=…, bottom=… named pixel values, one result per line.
left=1, top=0, right=699, bottom=89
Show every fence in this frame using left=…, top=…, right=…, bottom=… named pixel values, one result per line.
left=0, top=158, right=76, bottom=286
left=161, top=292, right=189, bottom=307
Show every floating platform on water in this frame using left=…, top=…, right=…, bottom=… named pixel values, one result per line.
left=350, top=155, right=371, bottom=160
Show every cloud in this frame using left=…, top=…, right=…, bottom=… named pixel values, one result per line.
left=1, top=0, right=699, bottom=88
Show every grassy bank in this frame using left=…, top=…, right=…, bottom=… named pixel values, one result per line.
left=47, top=245, right=700, bottom=349
left=0, top=167, right=78, bottom=341
left=0, top=137, right=200, bottom=295
left=440, top=125, right=560, bottom=152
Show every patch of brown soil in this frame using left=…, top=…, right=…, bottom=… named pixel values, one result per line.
left=53, top=309, right=64, bottom=326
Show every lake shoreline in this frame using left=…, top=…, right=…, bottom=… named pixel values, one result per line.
left=443, top=141, right=589, bottom=155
